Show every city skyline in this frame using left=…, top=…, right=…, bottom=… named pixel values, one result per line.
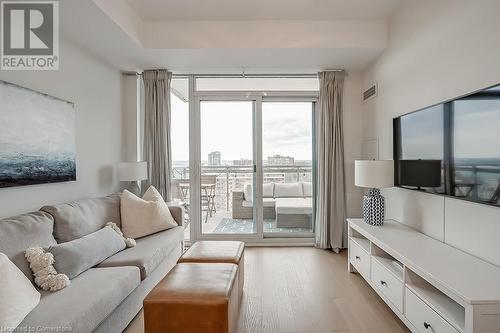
left=171, top=96, right=313, bottom=162
left=173, top=151, right=312, bottom=166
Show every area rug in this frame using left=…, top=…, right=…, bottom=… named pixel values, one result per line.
left=213, top=218, right=312, bottom=233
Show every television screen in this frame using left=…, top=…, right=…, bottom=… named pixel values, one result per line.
left=394, top=84, right=500, bottom=207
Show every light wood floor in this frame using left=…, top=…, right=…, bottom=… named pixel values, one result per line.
left=124, top=247, right=410, bottom=333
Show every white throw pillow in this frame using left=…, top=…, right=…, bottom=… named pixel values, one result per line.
left=263, top=183, right=275, bottom=198
left=0, top=253, right=40, bottom=332
left=121, top=186, right=178, bottom=239
left=243, top=183, right=274, bottom=201
left=274, top=182, right=304, bottom=198
left=302, top=182, right=313, bottom=197
left=243, top=183, right=252, bottom=201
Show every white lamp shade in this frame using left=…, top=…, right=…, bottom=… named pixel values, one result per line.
left=355, top=160, right=394, bottom=188
left=119, top=162, right=148, bottom=181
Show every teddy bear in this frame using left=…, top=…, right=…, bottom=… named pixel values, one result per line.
left=25, top=246, right=70, bottom=291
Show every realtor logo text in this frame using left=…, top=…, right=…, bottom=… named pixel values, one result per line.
left=1, top=1, right=59, bottom=70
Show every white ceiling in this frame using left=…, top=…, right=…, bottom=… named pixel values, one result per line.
left=59, top=0, right=405, bottom=72
left=126, top=0, right=403, bottom=21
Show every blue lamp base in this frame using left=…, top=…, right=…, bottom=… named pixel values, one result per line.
left=362, top=188, right=385, bottom=226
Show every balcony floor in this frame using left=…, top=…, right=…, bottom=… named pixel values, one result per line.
left=184, top=211, right=313, bottom=239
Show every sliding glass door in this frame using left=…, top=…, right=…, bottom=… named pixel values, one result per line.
left=199, top=100, right=256, bottom=235
left=261, top=102, right=315, bottom=236
left=187, top=75, right=318, bottom=243
left=191, top=98, right=316, bottom=242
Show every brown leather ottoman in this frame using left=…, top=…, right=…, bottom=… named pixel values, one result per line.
left=144, top=263, right=239, bottom=333
left=178, top=241, right=245, bottom=299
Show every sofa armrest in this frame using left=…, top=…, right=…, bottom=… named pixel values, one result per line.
left=168, top=205, right=184, bottom=226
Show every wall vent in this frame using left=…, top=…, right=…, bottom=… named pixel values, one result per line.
left=362, top=83, right=377, bottom=103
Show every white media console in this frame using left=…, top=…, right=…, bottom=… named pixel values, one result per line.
left=347, top=218, right=500, bottom=333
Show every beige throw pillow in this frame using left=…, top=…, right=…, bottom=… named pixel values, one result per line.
left=121, top=186, right=178, bottom=239
left=0, top=253, right=41, bottom=331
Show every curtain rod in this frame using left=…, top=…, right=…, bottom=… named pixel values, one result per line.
left=122, top=70, right=344, bottom=78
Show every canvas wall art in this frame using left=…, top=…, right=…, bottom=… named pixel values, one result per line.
left=0, top=80, right=76, bottom=188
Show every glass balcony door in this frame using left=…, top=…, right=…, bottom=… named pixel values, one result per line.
left=169, top=78, right=191, bottom=241
left=196, top=99, right=258, bottom=236
left=261, top=101, right=315, bottom=237
left=189, top=82, right=317, bottom=244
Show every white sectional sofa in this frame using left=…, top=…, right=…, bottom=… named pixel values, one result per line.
left=232, top=182, right=313, bottom=228
left=0, top=194, right=184, bottom=333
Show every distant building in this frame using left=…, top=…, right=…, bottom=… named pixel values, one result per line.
left=233, top=158, right=252, bottom=166
left=268, top=154, right=294, bottom=165
left=208, top=151, right=221, bottom=166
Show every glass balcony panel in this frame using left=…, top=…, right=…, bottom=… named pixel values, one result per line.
left=261, top=102, right=314, bottom=235
left=169, top=78, right=190, bottom=240
left=200, top=101, right=256, bottom=234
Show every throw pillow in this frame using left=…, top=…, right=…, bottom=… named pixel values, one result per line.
left=0, top=253, right=40, bottom=332
left=46, top=224, right=127, bottom=279
left=25, top=223, right=135, bottom=290
left=121, top=186, right=178, bottom=239
left=25, top=247, right=70, bottom=292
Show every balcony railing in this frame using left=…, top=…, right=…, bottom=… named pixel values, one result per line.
left=171, top=164, right=312, bottom=211
left=454, top=163, right=500, bottom=203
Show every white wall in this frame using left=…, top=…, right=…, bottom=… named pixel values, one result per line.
left=121, top=75, right=140, bottom=162
left=362, top=0, right=500, bottom=266
left=0, top=38, right=122, bottom=218
left=344, top=71, right=364, bottom=219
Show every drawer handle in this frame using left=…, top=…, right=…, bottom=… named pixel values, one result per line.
left=380, top=280, right=387, bottom=287
left=423, top=322, right=431, bottom=330
left=355, top=256, right=361, bottom=260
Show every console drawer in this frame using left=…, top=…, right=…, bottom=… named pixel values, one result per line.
left=371, top=258, right=403, bottom=312
left=406, top=288, right=459, bottom=333
left=349, top=239, right=370, bottom=278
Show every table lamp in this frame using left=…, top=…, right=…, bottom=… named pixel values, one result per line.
left=355, top=160, right=394, bottom=225
left=119, top=162, right=148, bottom=196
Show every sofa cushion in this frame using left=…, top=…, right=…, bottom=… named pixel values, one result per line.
left=97, top=226, right=183, bottom=280
left=47, top=226, right=126, bottom=279
left=275, top=198, right=313, bottom=215
left=243, top=183, right=274, bottom=201
left=274, top=183, right=304, bottom=198
left=0, top=212, right=57, bottom=283
left=302, top=182, right=313, bottom=197
left=18, top=266, right=140, bottom=333
left=41, top=194, right=121, bottom=243
left=242, top=198, right=276, bottom=208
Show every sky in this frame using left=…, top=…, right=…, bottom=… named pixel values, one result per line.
left=454, top=99, right=500, bottom=159
left=400, top=105, right=444, bottom=159
left=170, top=94, right=190, bottom=161
left=170, top=95, right=313, bottom=162
left=400, top=98, right=500, bottom=160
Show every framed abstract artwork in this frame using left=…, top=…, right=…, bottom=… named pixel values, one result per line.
left=0, top=80, right=76, bottom=188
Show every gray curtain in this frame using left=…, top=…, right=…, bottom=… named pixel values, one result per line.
left=315, top=71, right=346, bottom=251
left=142, top=70, right=172, bottom=201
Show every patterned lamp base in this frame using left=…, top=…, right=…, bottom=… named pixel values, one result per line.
left=362, top=188, right=385, bottom=226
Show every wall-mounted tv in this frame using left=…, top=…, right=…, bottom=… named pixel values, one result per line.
left=393, top=84, right=500, bottom=207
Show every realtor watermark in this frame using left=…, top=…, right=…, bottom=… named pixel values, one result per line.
left=1, top=0, right=59, bottom=70
left=1, top=326, right=72, bottom=332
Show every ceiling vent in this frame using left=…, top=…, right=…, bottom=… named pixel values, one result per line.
left=362, top=83, right=377, bottom=103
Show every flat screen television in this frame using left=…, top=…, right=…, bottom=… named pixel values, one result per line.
left=393, top=84, right=500, bottom=207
